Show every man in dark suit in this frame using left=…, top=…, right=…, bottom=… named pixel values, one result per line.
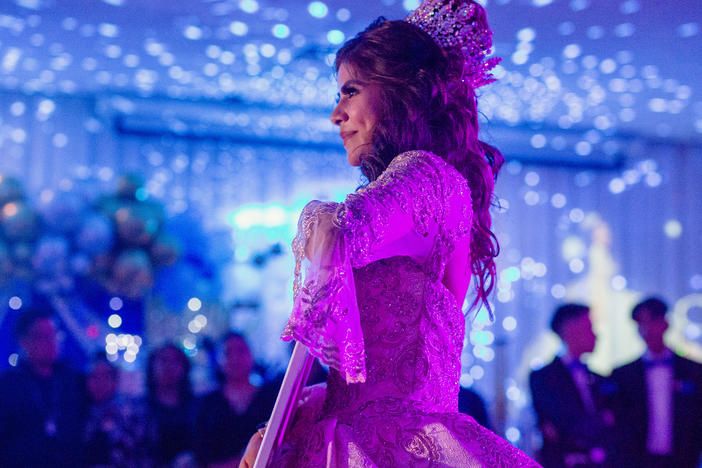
left=530, top=303, right=614, bottom=468
left=0, top=306, right=86, bottom=467
left=610, top=297, right=702, bottom=468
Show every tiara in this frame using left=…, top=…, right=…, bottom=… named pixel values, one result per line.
left=406, top=0, right=502, bottom=88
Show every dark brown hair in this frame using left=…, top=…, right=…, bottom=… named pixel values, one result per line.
left=335, top=18, right=503, bottom=311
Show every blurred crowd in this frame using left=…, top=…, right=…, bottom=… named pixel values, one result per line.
left=2, top=297, right=701, bottom=468
left=0, top=306, right=283, bottom=468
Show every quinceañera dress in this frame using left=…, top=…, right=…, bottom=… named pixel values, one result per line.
left=278, top=150, right=538, bottom=467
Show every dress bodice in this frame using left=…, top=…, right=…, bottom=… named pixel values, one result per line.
left=282, top=150, right=472, bottom=385
left=323, top=256, right=464, bottom=418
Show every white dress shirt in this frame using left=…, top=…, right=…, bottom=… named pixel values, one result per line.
left=644, top=349, right=674, bottom=455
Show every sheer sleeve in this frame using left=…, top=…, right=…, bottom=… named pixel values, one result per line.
left=281, top=151, right=472, bottom=384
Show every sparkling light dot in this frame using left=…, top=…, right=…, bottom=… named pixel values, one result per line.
left=551, top=193, right=567, bottom=208
left=403, top=0, right=421, bottom=11
left=10, top=101, right=25, bottom=116
left=645, top=172, right=662, bottom=187
left=506, top=386, right=521, bottom=401
left=563, top=44, right=581, bottom=59
left=524, top=190, right=540, bottom=205
left=194, top=314, right=208, bottom=328
left=470, top=365, right=485, bottom=380
left=9, top=296, right=22, bottom=310
left=506, top=427, right=521, bottom=443
left=109, top=297, right=123, bottom=311
left=609, top=178, right=626, bottom=194
left=327, top=30, right=344, bottom=45
left=229, top=21, right=248, bottom=36
left=336, top=8, right=351, bottom=21
left=240, top=0, right=259, bottom=13
left=308, top=1, right=328, bottom=18
left=569, top=208, right=585, bottom=223
left=460, top=373, right=474, bottom=387
left=664, top=219, right=682, bottom=238
left=615, top=23, right=635, bottom=38
left=183, top=25, right=203, bottom=40
left=123, top=352, right=136, bottom=363
left=503, top=316, right=517, bottom=331
left=524, top=171, right=540, bottom=186
left=183, top=336, right=196, bottom=350
left=108, top=314, right=122, bottom=328
left=678, top=23, right=699, bottom=38
left=517, top=27, right=536, bottom=42
left=575, top=141, right=592, bottom=156
left=188, top=297, right=202, bottom=311
left=587, top=25, right=604, bottom=39
left=611, top=275, right=627, bottom=290
left=272, top=24, right=290, bottom=38
left=690, top=274, right=702, bottom=290
left=8, top=353, right=19, bottom=367
left=260, top=44, right=276, bottom=58
left=569, top=258, right=585, bottom=273
left=551, top=284, right=566, bottom=298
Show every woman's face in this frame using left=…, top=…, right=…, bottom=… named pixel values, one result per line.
left=221, top=336, right=253, bottom=382
left=330, top=63, right=383, bottom=166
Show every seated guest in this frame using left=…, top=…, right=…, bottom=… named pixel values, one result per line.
left=83, top=352, right=151, bottom=467
left=610, top=297, right=702, bottom=468
left=146, top=343, right=198, bottom=467
left=194, top=332, right=280, bottom=467
left=529, top=303, right=614, bottom=468
left=0, top=306, right=86, bottom=467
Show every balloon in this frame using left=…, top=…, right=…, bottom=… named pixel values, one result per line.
left=1, top=201, right=38, bottom=241
left=150, top=233, right=181, bottom=267
left=11, top=242, right=33, bottom=264
left=116, top=173, right=145, bottom=200
left=0, top=175, right=24, bottom=205
left=110, top=249, right=154, bottom=299
left=38, top=191, right=86, bottom=233
left=31, top=235, right=70, bottom=275
left=76, top=214, right=114, bottom=256
left=115, top=202, right=163, bottom=246
left=70, top=253, right=91, bottom=276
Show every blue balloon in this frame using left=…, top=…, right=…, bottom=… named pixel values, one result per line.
left=32, top=235, right=70, bottom=275
left=76, top=214, right=114, bottom=256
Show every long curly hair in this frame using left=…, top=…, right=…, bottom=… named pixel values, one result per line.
left=335, top=18, right=504, bottom=312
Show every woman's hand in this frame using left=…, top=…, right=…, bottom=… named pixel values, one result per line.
left=238, top=427, right=265, bottom=468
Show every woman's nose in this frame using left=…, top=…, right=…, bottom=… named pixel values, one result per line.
left=330, top=102, right=346, bottom=126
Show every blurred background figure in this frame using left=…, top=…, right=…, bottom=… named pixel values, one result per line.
left=458, top=386, right=491, bottom=430
left=529, top=303, right=614, bottom=468
left=610, top=297, right=702, bottom=468
left=0, top=305, right=86, bottom=467
left=194, top=332, right=280, bottom=467
left=146, top=343, right=197, bottom=467
left=83, top=352, right=151, bottom=467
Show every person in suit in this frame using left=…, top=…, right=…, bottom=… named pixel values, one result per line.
left=530, top=303, right=614, bottom=468
left=610, top=297, right=702, bottom=468
left=0, top=306, right=87, bottom=467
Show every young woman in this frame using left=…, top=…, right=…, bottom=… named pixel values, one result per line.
left=242, top=0, right=538, bottom=466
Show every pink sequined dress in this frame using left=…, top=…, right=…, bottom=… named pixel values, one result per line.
left=278, top=150, right=538, bottom=467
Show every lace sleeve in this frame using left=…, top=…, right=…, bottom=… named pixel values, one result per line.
left=281, top=151, right=471, bottom=384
